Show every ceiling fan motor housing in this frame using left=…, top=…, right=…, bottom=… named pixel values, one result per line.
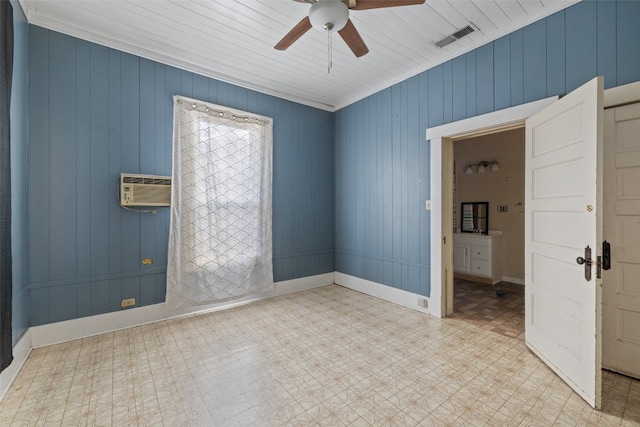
left=309, top=0, right=349, bottom=32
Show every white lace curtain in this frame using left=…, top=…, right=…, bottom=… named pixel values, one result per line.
left=166, top=96, right=273, bottom=309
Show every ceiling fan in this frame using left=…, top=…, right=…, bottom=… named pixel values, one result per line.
left=274, top=0, right=426, bottom=58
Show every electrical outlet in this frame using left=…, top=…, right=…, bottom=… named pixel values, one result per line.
left=121, top=298, right=136, bottom=308
left=417, top=298, right=428, bottom=308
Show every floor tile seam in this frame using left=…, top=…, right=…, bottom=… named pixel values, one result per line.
left=129, top=364, right=163, bottom=421
left=619, top=390, right=640, bottom=421
left=415, top=369, right=488, bottom=419
left=330, top=377, right=387, bottom=409
left=308, top=399, right=361, bottom=424
left=473, top=364, right=525, bottom=425
left=555, top=391, right=597, bottom=424
left=0, top=404, right=19, bottom=425
left=0, top=374, right=38, bottom=419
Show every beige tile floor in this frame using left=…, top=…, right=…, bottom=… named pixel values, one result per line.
left=451, top=279, right=525, bottom=339
left=0, top=284, right=639, bottom=426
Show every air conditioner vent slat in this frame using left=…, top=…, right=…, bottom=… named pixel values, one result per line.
left=122, top=176, right=171, bottom=186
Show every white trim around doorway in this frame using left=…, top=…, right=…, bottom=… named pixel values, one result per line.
left=426, top=96, right=558, bottom=318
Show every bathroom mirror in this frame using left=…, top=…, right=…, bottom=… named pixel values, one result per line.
left=460, top=202, right=489, bottom=234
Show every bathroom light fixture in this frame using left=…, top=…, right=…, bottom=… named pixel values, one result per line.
left=465, top=161, right=500, bottom=174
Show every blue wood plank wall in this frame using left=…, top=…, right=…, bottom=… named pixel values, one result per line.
left=20, top=0, right=640, bottom=326
left=334, top=0, right=640, bottom=297
left=27, top=28, right=335, bottom=326
left=9, top=0, right=30, bottom=344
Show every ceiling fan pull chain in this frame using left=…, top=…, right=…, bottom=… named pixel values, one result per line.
left=327, top=27, right=333, bottom=74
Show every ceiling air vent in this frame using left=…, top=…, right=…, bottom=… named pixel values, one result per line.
left=434, top=24, right=477, bottom=48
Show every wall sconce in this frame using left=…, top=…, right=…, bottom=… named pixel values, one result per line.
left=465, top=161, right=500, bottom=174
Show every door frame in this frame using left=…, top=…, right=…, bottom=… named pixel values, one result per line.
left=427, top=81, right=640, bottom=319
left=427, top=97, right=558, bottom=317
left=601, top=81, right=640, bottom=376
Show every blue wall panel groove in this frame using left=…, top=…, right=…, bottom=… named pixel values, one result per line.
left=27, top=28, right=335, bottom=325
left=476, top=44, right=494, bottom=115
left=617, top=0, right=640, bottom=86
left=76, top=40, right=92, bottom=280
left=494, top=36, right=511, bottom=111
left=523, top=19, right=547, bottom=103
left=509, top=29, right=524, bottom=107
left=465, top=51, right=477, bottom=118
left=89, top=44, right=110, bottom=278
left=596, top=1, right=616, bottom=89
left=334, top=0, right=640, bottom=297
left=546, top=12, right=566, bottom=97
left=442, top=62, right=453, bottom=124
left=428, top=65, right=444, bottom=127
left=28, top=26, right=50, bottom=285
left=451, top=56, right=466, bottom=121
left=10, top=0, right=30, bottom=345
left=566, top=1, right=598, bottom=93
left=108, top=50, right=123, bottom=276
left=49, top=32, right=78, bottom=281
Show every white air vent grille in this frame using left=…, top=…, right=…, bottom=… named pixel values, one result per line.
left=120, top=173, right=171, bottom=207
left=434, top=24, right=477, bottom=48
left=435, top=35, right=457, bottom=48
left=452, top=25, right=475, bottom=39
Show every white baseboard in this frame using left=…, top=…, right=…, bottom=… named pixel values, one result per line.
left=501, top=276, right=525, bottom=286
left=30, top=272, right=334, bottom=348
left=334, top=272, right=434, bottom=316
left=0, top=330, right=31, bottom=401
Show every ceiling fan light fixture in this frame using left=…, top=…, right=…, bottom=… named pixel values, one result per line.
left=309, top=0, right=349, bottom=32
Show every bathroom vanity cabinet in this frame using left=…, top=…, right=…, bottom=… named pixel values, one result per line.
left=453, top=233, right=502, bottom=285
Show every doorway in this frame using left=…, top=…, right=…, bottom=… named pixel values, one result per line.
left=451, top=128, right=526, bottom=337
left=426, top=96, right=557, bottom=318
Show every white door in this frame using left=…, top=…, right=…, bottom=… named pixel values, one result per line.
left=525, top=77, right=603, bottom=409
left=603, top=101, right=640, bottom=379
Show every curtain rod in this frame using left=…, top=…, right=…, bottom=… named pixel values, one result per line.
left=175, top=96, right=271, bottom=126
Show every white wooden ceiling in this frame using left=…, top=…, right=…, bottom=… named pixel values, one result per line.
left=19, top=0, right=579, bottom=111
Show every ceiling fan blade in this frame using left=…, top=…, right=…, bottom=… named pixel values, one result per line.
left=351, top=0, right=425, bottom=11
left=338, top=19, right=369, bottom=57
left=274, top=16, right=312, bottom=51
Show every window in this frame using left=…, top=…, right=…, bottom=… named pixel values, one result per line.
left=166, top=97, right=273, bottom=308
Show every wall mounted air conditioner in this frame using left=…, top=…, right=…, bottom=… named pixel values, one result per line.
left=120, top=173, right=171, bottom=207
